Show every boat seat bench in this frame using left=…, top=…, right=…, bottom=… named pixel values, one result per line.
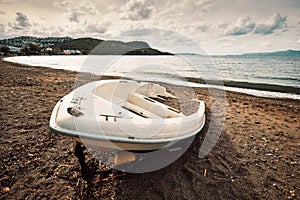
left=127, top=92, right=181, bottom=118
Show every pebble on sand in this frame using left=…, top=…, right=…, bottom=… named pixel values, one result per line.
left=2, top=187, right=9, bottom=193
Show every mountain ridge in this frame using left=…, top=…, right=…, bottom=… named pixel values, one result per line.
left=0, top=36, right=172, bottom=55
left=240, top=49, right=300, bottom=56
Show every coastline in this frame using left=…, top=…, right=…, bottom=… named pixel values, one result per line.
left=0, top=59, right=299, bottom=199
left=4, top=55, right=300, bottom=100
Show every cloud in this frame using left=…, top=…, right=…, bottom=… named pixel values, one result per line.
left=259, top=43, right=271, bottom=47
left=8, top=12, right=30, bottom=30
left=31, top=25, right=65, bottom=37
left=172, top=0, right=217, bottom=15
left=218, top=37, right=235, bottom=42
left=224, top=12, right=288, bottom=36
left=0, top=0, right=14, bottom=3
left=193, top=0, right=217, bottom=14
left=254, top=12, right=287, bottom=35
left=219, top=43, right=232, bottom=47
left=62, top=20, right=110, bottom=37
left=224, top=16, right=255, bottom=35
left=122, top=28, right=156, bottom=37
left=120, top=0, right=155, bottom=20
left=297, top=38, right=300, bottom=43
left=66, top=10, right=81, bottom=23
left=85, top=21, right=110, bottom=34
left=196, top=24, right=209, bottom=32
left=119, top=27, right=204, bottom=53
left=0, top=23, right=5, bottom=38
left=219, top=43, right=232, bottom=48
left=53, top=0, right=98, bottom=23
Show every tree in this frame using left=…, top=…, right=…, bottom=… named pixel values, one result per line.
left=21, top=47, right=30, bottom=55
left=0, top=46, right=10, bottom=55
left=28, top=43, right=41, bottom=54
left=21, top=43, right=42, bottom=55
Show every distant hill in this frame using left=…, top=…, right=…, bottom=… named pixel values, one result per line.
left=52, top=37, right=104, bottom=54
left=241, top=50, right=300, bottom=57
left=126, top=41, right=150, bottom=48
left=0, top=36, right=173, bottom=55
left=0, top=36, right=72, bottom=47
left=124, top=48, right=172, bottom=55
left=90, top=40, right=172, bottom=55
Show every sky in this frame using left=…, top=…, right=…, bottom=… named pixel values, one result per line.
left=0, top=0, right=300, bottom=55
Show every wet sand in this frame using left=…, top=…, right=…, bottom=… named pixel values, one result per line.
left=0, top=58, right=299, bottom=199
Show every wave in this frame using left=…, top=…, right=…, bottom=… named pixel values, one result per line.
left=255, top=75, right=300, bottom=82
left=185, top=77, right=300, bottom=95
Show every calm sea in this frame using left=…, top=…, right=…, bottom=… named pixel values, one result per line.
left=4, top=55, right=300, bottom=99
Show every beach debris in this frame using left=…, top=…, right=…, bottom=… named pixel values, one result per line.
left=271, top=166, right=277, bottom=171
left=0, top=176, right=9, bottom=182
left=274, top=132, right=282, bottom=136
left=3, top=139, right=13, bottom=144
left=114, top=151, right=136, bottom=165
left=260, top=158, right=267, bottom=163
left=249, top=135, right=255, bottom=140
left=230, top=176, right=235, bottom=182
left=203, top=168, right=207, bottom=177
left=290, top=161, right=297, bottom=165
left=261, top=137, right=267, bottom=141
left=1, top=187, right=9, bottom=193
left=272, top=183, right=280, bottom=189
left=289, top=189, right=295, bottom=197
left=291, top=174, right=295, bottom=178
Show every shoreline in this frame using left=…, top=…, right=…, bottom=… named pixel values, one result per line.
left=3, top=56, right=300, bottom=100
left=0, top=59, right=299, bottom=199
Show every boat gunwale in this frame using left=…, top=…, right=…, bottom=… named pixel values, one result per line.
left=50, top=100, right=205, bottom=144
left=49, top=79, right=206, bottom=144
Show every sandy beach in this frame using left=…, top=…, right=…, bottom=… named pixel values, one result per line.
left=0, top=58, right=299, bottom=199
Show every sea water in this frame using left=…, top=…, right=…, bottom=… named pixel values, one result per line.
left=4, top=55, right=300, bottom=99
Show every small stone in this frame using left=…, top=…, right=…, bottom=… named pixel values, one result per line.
left=261, top=137, right=267, bottom=141
left=271, top=166, right=277, bottom=171
left=274, top=132, right=282, bottom=136
left=291, top=174, right=295, bottom=178
left=290, top=190, right=295, bottom=197
left=255, top=121, right=261, bottom=124
left=2, top=187, right=9, bottom=193
left=272, top=183, right=280, bottom=189
left=250, top=135, right=255, bottom=140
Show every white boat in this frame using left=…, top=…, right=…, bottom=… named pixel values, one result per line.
left=50, top=79, right=205, bottom=151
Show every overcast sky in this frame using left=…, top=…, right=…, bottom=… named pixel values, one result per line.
left=0, top=0, right=300, bottom=55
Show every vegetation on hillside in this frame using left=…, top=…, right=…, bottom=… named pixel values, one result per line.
left=52, top=38, right=104, bottom=55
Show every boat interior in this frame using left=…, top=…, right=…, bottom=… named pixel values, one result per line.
left=93, top=80, right=182, bottom=119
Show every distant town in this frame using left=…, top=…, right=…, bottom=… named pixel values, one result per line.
left=0, top=36, right=172, bottom=56
left=0, top=36, right=83, bottom=56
